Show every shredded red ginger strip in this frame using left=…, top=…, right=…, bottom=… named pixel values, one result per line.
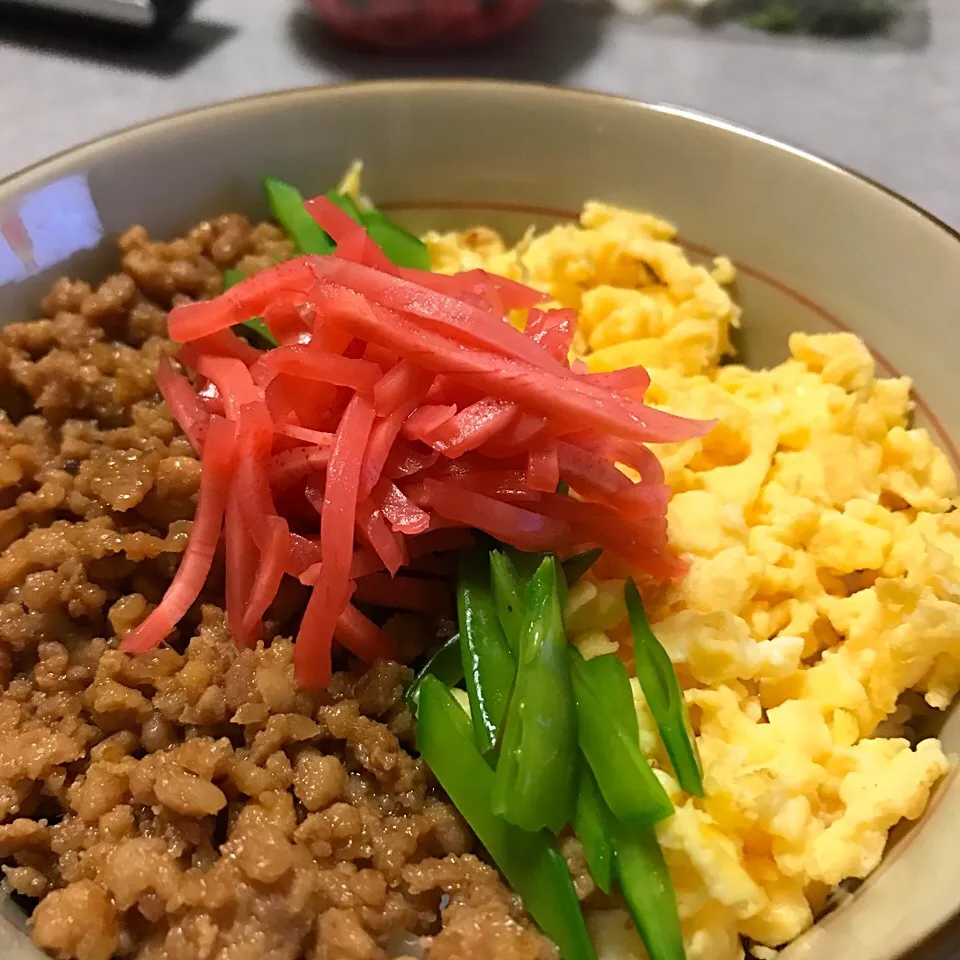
left=225, top=485, right=259, bottom=648
left=155, top=357, right=209, bottom=453
left=132, top=198, right=712, bottom=688
left=121, top=416, right=236, bottom=655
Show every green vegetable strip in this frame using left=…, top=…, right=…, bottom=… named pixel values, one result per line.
left=223, top=268, right=244, bottom=289
left=569, top=651, right=673, bottom=825
left=507, top=548, right=546, bottom=584
left=571, top=724, right=685, bottom=960
left=221, top=268, right=278, bottom=347
left=493, top=557, right=577, bottom=834
left=264, top=177, right=428, bottom=271
left=243, top=319, right=279, bottom=347
left=263, top=176, right=335, bottom=255
left=490, top=550, right=525, bottom=657
left=556, top=558, right=570, bottom=612
left=573, top=764, right=614, bottom=895
left=458, top=549, right=517, bottom=755
left=613, top=822, right=686, bottom=960
left=362, top=209, right=432, bottom=270
left=580, top=652, right=640, bottom=741
left=326, top=189, right=364, bottom=223
left=327, top=188, right=431, bottom=270
left=405, top=633, right=464, bottom=715
left=418, top=677, right=597, bottom=960
left=625, top=579, right=704, bottom=798
left=562, top=548, right=604, bottom=587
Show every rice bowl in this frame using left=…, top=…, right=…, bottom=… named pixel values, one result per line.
left=0, top=82, right=958, bottom=960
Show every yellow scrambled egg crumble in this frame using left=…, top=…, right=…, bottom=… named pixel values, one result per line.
left=426, top=204, right=958, bottom=960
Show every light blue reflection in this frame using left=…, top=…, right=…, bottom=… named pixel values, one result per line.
left=0, top=230, right=28, bottom=285
left=20, top=174, right=103, bottom=270
left=0, top=174, right=104, bottom=286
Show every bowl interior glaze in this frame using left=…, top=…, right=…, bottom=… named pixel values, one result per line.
left=0, top=80, right=957, bottom=960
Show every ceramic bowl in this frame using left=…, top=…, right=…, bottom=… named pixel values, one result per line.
left=0, top=80, right=957, bottom=960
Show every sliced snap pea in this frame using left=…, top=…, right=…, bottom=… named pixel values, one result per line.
left=507, top=547, right=546, bottom=585
left=327, top=189, right=431, bottom=270
left=562, top=548, right=604, bottom=587
left=493, top=557, right=577, bottom=834
left=417, top=677, right=597, bottom=960
left=574, top=763, right=614, bottom=895
left=325, top=188, right=365, bottom=223
left=263, top=176, right=335, bottom=255
left=405, top=633, right=464, bottom=715
left=625, top=579, right=703, bottom=798
left=362, top=209, right=431, bottom=270
left=569, top=650, right=673, bottom=825
left=490, top=550, right=525, bottom=657
left=458, top=549, right=517, bottom=755
left=223, top=267, right=244, bottom=289
left=614, top=821, right=686, bottom=960
left=222, top=268, right=278, bottom=347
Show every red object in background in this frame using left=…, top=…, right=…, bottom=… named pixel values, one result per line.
left=310, top=0, right=543, bottom=49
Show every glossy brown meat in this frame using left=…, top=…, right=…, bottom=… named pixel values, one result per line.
left=0, top=217, right=553, bottom=960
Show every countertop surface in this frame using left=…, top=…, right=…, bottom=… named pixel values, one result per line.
left=0, top=0, right=958, bottom=226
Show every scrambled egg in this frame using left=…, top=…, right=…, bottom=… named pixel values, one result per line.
left=426, top=205, right=958, bottom=960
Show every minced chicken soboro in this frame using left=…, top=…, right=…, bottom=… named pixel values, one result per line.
left=0, top=216, right=555, bottom=960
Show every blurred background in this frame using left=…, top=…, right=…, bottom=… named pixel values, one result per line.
left=0, top=0, right=952, bottom=222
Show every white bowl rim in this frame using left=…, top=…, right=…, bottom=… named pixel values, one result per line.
left=1, top=77, right=959, bottom=251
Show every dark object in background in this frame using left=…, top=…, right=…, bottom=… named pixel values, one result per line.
left=310, top=0, right=543, bottom=50
left=0, top=0, right=196, bottom=30
left=722, top=0, right=899, bottom=34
